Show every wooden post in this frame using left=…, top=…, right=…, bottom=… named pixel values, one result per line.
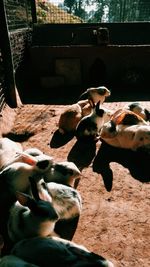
left=31, top=0, right=37, bottom=24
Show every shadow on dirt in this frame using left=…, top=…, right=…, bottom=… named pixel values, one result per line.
left=49, top=129, right=75, bottom=148
left=50, top=130, right=97, bottom=170
left=2, top=131, right=34, bottom=142
left=93, top=141, right=150, bottom=192
left=67, top=140, right=97, bottom=170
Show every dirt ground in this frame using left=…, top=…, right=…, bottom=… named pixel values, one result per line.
left=4, top=100, right=150, bottom=267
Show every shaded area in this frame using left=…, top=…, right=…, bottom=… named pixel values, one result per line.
left=93, top=141, right=150, bottom=192
left=15, top=52, right=150, bottom=105
left=2, top=131, right=34, bottom=142
left=0, top=189, right=16, bottom=256
left=67, top=140, right=97, bottom=170
left=49, top=129, right=75, bottom=148
left=88, top=58, right=107, bottom=87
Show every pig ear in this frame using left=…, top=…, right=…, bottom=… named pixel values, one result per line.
left=16, top=191, right=31, bottom=206
left=145, top=109, right=150, bottom=121
left=22, top=155, right=37, bottom=166
left=68, top=246, right=88, bottom=259
left=17, top=152, right=37, bottom=166
left=69, top=246, right=107, bottom=263
left=29, top=176, right=40, bottom=201
left=111, top=108, right=123, bottom=121
left=95, top=100, right=101, bottom=114
left=89, top=98, right=95, bottom=108
left=110, top=120, right=116, bottom=131
left=36, top=160, right=50, bottom=170
left=97, top=100, right=100, bottom=107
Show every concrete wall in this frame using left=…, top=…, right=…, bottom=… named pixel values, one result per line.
left=22, top=23, right=150, bottom=101
left=32, top=23, right=150, bottom=46
left=12, top=22, right=150, bottom=103
left=29, top=44, right=150, bottom=98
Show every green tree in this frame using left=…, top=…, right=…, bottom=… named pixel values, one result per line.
left=63, top=0, right=148, bottom=22
left=63, top=0, right=108, bottom=22
left=108, top=0, right=140, bottom=22
left=138, top=0, right=150, bottom=21
left=64, top=0, right=76, bottom=13
left=89, top=0, right=110, bottom=22
left=63, top=0, right=89, bottom=21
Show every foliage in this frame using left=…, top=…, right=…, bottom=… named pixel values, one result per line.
left=63, top=0, right=150, bottom=22
left=36, top=0, right=83, bottom=23
left=35, top=0, right=150, bottom=23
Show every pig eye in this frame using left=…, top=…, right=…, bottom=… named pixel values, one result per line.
left=122, top=114, right=140, bottom=125
left=97, top=109, right=104, bottom=117
left=37, top=160, right=49, bottom=169
left=109, top=121, right=116, bottom=132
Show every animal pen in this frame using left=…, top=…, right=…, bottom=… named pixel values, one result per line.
left=0, top=1, right=150, bottom=267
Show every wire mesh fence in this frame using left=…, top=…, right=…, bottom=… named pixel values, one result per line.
left=0, top=0, right=33, bottom=108
left=0, top=49, right=6, bottom=111
left=36, top=0, right=150, bottom=24
left=36, top=0, right=83, bottom=23
left=4, top=0, right=32, bottom=30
